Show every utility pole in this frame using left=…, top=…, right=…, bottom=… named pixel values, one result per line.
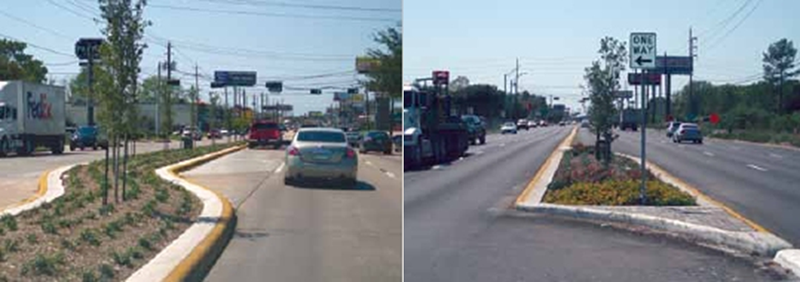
left=156, top=62, right=161, bottom=138
left=689, top=27, right=697, bottom=117
left=193, top=63, right=198, bottom=148
left=224, top=87, right=230, bottom=142
left=87, top=46, right=95, bottom=126
left=365, top=91, right=370, bottom=130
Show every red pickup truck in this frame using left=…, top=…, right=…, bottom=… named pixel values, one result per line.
left=248, top=121, right=283, bottom=149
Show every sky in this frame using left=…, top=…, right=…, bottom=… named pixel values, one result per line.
left=404, top=0, right=800, bottom=113
left=1, top=0, right=400, bottom=115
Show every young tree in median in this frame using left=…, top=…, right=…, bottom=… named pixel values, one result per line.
left=763, top=38, right=799, bottom=114
left=584, top=36, right=627, bottom=165
left=97, top=0, right=149, bottom=204
left=209, top=93, right=220, bottom=145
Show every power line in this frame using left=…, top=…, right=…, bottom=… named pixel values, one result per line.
left=703, top=0, right=762, bottom=53
left=45, top=0, right=99, bottom=22
left=187, top=0, right=400, bottom=13
left=0, top=32, right=76, bottom=58
left=0, top=10, right=73, bottom=40
left=147, top=4, right=398, bottom=23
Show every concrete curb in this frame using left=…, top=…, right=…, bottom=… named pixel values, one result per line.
left=516, top=203, right=791, bottom=257
left=513, top=129, right=794, bottom=258
left=126, top=145, right=246, bottom=282
left=775, top=249, right=800, bottom=277
left=1, top=164, right=77, bottom=217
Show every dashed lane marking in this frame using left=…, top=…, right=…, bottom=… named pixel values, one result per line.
left=769, top=153, right=783, bottom=159
left=746, top=164, right=768, bottom=172
left=703, top=151, right=714, bottom=157
left=274, top=162, right=285, bottom=173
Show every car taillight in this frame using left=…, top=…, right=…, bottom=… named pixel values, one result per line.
left=288, top=146, right=301, bottom=156
left=679, top=130, right=684, bottom=134
left=346, top=148, right=356, bottom=158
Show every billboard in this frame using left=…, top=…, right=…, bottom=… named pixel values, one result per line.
left=214, top=71, right=257, bottom=87
left=356, top=57, right=381, bottom=74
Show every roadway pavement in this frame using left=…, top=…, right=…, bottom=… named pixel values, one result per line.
left=405, top=126, right=779, bottom=282
left=0, top=138, right=230, bottom=210
left=580, top=128, right=800, bottom=247
left=183, top=148, right=401, bottom=282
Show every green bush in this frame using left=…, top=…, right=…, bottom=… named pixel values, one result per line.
left=544, top=180, right=696, bottom=206
left=98, top=264, right=114, bottom=279
left=81, top=270, right=97, bottom=282
left=26, top=234, right=38, bottom=244
left=98, top=204, right=115, bottom=216
left=41, top=221, right=57, bottom=234
left=1, top=215, right=17, bottom=231
left=111, top=250, right=131, bottom=267
left=138, top=237, right=152, bottom=251
left=22, top=253, right=64, bottom=276
left=80, top=228, right=101, bottom=246
left=4, top=239, right=19, bottom=252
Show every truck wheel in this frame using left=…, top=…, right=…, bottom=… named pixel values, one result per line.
left=52, top=140, right=64, bottom=155
left=479, top=135, right=486, bottom=145
left=0, top=139, right=8, bottom=157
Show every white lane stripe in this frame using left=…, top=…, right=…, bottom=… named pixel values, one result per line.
left=366, top=161, right=373, bottom=165
left=747, top=164, right=768, bottom=172
left=769, top=153, right=783, bottom=159
left=385, top=172, right=396, bottom=179
left=275, top=162, right=285, bottom=173
left=432, top=165, right=442, bottom=170
left=703, top=151, right=714, bottom=157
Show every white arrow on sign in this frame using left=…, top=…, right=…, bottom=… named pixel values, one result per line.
left=629, top=32, right=657, bottom=69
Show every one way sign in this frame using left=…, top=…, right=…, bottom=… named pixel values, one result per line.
left=629, top=32, right=657, bottom=69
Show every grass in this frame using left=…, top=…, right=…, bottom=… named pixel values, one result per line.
left=543, top=143, right=696, bottom=206
left=710, top=130, right=800, bottom=147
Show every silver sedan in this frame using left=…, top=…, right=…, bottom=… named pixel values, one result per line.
left=284, top=128, right=358, bottom=187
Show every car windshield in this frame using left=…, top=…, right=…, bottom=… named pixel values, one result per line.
left=253, top=123, right=278, bottom=130
left=503, top=123, right=515, bottom=127
left=367, top=131, right=388, bottom=139
left=297, top=131, right=346, bottom=143
left=78, top=127, right=96, bottom=135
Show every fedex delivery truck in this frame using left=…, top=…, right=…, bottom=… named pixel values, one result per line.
left=0, top=81, right=66, bottom=156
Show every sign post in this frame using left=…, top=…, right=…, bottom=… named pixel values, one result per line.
left=630, top=32, right=657, bottom=205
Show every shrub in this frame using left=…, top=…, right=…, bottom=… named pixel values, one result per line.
left=138, top=237, right=152, bottom=251
left=98, top=264, right=114, bottom=279
left=4, top=239, right=19, bottom=252
left=60, top=238, right=75, bottom=250
left=22, top=253, right=64, bottom=276
left=98, top=204, right=115, bottom=216
left=143, top=200, right=157, bottom=217
left=81, top=270, right=97, bottom=282
left=1, top=215, right=17, bottom=231
left=0, top=246, right=5, bottom=262
left=155, top=187, right=170, bottom=203
left=41, top=221, right=57, bottom=234
left=544, top=180, right=695, bottom=206
left=128, top=247, right=143, bottom=260
left=80, top=228, right=101, bottom=246
left=26, top=234, right=38, bottom=244
left=111, top=250, right=132, bottom=267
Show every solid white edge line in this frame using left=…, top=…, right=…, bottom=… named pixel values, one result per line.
left=275, top=162, right=285, bottom=173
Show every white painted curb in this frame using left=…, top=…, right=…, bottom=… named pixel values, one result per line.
left=1, top=164, right=77, bottom=217
left=126, top=151, right=232, bottom=282
left=774, top=249, right=800, bottom=278
left=517, top=202, right=791, bottom=256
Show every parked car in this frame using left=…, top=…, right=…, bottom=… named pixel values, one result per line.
left=581, top=120, right=590, bottom=128
left=219, top=129, right=230, bottom=136
left=70, top=125, right=107, bottom=151
left=517, top=119, right=529, bottom=130
left=539, top=120, right=548, bottom=127
left=461, top=114, right=486, bottom=145
left=360, top=130, right=392, bottom=155
left=345, top=131, right=362, bottom=147
left=666, top=121, right=682, bottom=138
left=501, top=122, right=518, bottom=134
left=182, top=126, right=203, bottom=141
left=284, top=128, right=358, bottom=187
left=208, top=129, right=222, bottom=139
left=558, top=121, right=566, bottom=126
left=527, top=120, right=538, bottom=129
left=672, top=123, right=703, bottom=144
left=248, top=121, right=283, bottom=149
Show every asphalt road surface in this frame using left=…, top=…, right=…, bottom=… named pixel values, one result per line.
left=585, top=128, right=800, bottom=246
left=405, top=126, right=778, bottom=282
left=183, top=148, right=401, bottom=282
left=0, top=139, right=229, bottom=210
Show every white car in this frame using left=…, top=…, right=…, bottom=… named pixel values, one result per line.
left=527, top=120, right=538, bottom=128
left=500, top=122, right=518, bottom=134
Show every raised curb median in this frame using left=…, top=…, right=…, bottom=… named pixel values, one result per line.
left=514, top=128, right=795, bottom=264
left=1, top=164, right=78, bottom=216
left=126, top=145, right=246, bottom=282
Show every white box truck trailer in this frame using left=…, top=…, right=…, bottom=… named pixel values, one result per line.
left=0, top=81, right=66, bottom=156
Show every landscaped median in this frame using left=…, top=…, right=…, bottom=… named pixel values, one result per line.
left=0, top=142, right=244, bottom=281
left=515, top=127, right=797, bottom=276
